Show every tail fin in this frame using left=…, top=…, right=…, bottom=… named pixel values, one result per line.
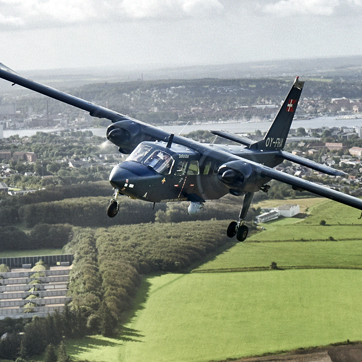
left=251, top=77, right=304, bottom=151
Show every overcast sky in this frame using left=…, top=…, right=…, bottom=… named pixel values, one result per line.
left=1, top=0, right=362, bottom=71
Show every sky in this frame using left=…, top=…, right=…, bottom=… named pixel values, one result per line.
left=1, top=0, right=362, bottom=71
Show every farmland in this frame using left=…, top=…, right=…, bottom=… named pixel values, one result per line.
left=66, top=198, right=362, bottom=362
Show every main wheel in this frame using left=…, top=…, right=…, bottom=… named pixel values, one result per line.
left=107, top=201, right=119, bottom=218
left=227, top=221, right=237, bottom=238
left=236, top=225, right=248, bottom=242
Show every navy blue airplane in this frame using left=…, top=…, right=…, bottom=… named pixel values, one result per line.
left=1, top=63, right=362, bottom=241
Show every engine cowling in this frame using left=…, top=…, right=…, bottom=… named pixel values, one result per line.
left=106, top=120, right=142, bottom=154
left=218, top=160, right=258, bottom=194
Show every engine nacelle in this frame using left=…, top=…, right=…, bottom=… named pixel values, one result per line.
left=106, top=120, right=171, bottom=154
left=218, top=160, right=258, bottom=194
left=106, top=120, right=142, bottom=154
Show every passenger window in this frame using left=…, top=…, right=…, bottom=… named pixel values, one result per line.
left=187, top=160, right=200, bottom=175
left=203, top=161, right=212, bottom=175
left=175, top=160, right=188, bottom=176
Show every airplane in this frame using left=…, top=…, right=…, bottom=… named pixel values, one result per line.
left=1, top=63, right=362, bottom=242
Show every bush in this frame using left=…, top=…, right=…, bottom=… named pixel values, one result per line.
left=0, top=264, right=9, bottom=273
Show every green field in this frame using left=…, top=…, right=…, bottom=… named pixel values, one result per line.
left=69, top=270, right=362, bottom=362
left=0, top=248, right=64, bottom=258
left=67, top=199, right=362, bottom=362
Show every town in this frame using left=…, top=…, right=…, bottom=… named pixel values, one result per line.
left=1, top=77, right=362, bottom=130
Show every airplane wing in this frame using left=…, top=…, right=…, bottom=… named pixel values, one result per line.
left=210, top=130, right=254, bottom=147
left=0, top=63, right=130, bottom=123
left=211, top=129, right=345, bottom=177
left=278, top=150, right=346, bottom=177
left=258, top=163, right=362, bottom=210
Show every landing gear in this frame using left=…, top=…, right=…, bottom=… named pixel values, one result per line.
left=227, top=221, right=237, bottom=238
left=227, top=192, right=254, bottom=242
left=237, top=225, right=248, bottom=242
left=107, top=189, right=120, bottom=218
left=107, top=201, right=119, bottom=218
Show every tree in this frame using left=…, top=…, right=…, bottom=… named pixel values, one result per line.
left=99, top=301, right=117, bottom=337
left=18, top=340, right=29, bottom=360
left=297, top=127, right=306, bottom=136
left=57, top=341, right=71, bottom=362
left=44, top=344, right=57, bottom=362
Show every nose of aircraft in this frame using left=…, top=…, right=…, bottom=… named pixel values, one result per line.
left=109, top=165, right=137, bottom=189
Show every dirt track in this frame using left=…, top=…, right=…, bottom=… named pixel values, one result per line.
left=220, top=343, right=362, bottom=362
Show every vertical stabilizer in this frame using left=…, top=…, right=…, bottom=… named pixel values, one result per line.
left=251, top=77, right=304, bottom=151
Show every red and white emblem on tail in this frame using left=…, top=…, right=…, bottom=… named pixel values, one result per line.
left=286, top=99, right=296, bottom=112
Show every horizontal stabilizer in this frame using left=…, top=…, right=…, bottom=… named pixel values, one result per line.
left=258, top=164, right=362, bottom=211
left=278, top=151, right=346, bottom=177
left=211, top=130, right=254, bottom=147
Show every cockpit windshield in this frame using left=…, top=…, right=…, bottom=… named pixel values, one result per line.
left=127, top=144, right=174, bottom=175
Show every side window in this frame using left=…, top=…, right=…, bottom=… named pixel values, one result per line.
left=175, top=160, right=188, bottom=176
left=187, top=160, right=200, bottom=175
left=203, top=161, right=212, bottom=175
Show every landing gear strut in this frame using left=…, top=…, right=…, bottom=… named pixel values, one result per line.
left=227, top=192, right=254, bottom=242
left=107, top=189, right=120, bottom=218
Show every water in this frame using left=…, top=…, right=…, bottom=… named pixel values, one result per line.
left=3, top=116, right=362, bottom=139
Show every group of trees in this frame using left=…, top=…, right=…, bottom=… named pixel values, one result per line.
left=0, top=224, right=72, bottom=252
left=65, top=220, right=231, bottom=337
left=0, top=306, right=79, bottom=361
left=1, top=131, right=117, bottom=189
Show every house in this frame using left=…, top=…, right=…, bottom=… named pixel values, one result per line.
left=307, top=149, right=319, bottom=156
left=278, top=204, right=300, bottom=217
left=256, top=204, right=301, bottom=223
left=255, top=210, right=280, bottom=224
left=25, top=152, right=37, bottom=162
left=0, top=182, right=8, bottom=194
left=0, top=151, right=11, bottom=160
left=68, top=160, right=92, bottom=168
left=325, top=142, right=343, bottom=151
left=349, top=147, right=362, bottom=158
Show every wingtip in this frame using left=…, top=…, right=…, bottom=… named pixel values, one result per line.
left=0, top=62, right=17, bottom=74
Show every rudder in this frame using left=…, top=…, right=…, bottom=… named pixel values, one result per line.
left=251, top=77, right=304, bottom=151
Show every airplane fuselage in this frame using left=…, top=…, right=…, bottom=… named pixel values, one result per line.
left=109, top=140, right=282, bottom=203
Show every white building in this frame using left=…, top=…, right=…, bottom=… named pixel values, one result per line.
left=278, top=204, right=300, bottom=217
left=255, top=210, right=280, bottom=223
left=256, top=204, right=300, bottom=223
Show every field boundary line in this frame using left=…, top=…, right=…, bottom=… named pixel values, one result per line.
left=192, top=266, right=362, bottom=273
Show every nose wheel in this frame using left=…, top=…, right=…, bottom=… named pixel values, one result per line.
left=107, top=201, right=119, bottom=218
left=107, top=189, right=120, bottom=218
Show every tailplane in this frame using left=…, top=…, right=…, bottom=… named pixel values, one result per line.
left=251, top=77, right=304, bottom=151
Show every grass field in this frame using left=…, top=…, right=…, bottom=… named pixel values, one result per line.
left=0, top=248, right=64, bottom=258
left=69, top=270, right=362, bottom=362
left=67, top=199, right=362, bottom=362
left=194, top=239, right=362, bottom=271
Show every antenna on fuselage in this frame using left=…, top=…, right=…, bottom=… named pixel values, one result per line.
left=178, top=121, right=190, bottom=135
left=166, top=133, right=174, bottom=148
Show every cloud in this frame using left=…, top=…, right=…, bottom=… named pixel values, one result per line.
left=0, top=0, right=224, bottom=30
left=262, top=0, right=341, bottom=16
left=116, top=0, right=224, bottom=18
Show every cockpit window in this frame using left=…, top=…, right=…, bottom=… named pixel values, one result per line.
left=127, top=144, right=174, bottom=175
left=144, top=151, right=173, bottom=175
left=127, top=144, right=152, bottom=163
